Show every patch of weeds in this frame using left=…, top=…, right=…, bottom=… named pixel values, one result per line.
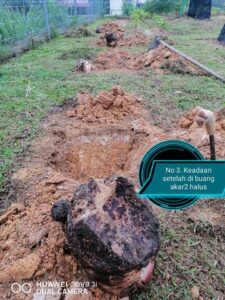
left=64, top=26, right=93, bottom=38
left=131, top=208, right=225, bottom=299
left=187, top=218, right=225, bottom=240
left=0, top=45, right=15, bottom=63
left=59, top=47, right=99, bottom=60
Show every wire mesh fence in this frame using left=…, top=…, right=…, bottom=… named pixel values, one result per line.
left=0, top=0, right=104, bottom=61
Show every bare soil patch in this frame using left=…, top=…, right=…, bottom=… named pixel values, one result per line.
left=0, top=87, right=167, bottom=299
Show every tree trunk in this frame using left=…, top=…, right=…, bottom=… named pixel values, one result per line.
left=218, top=24, right=225, bottom=44
left=187, top=0, right=212, bottom=20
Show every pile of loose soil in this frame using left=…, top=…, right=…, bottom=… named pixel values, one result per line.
left=135, top=46, right=207, bottom=75
left=93, top=48, right=133, bottom=70
left=96, top=22, right=149, bottom=48
left=87, top=46, right=207, bottom=75
left=97, top=30, right=149, bottom=48
left=118, top=31, right=149, bottom=47
left=96, top=22, right=125, bottom=37
left=178, top=107, right=200, bottom=129
left=64, top=26, right=93, bottom=38
left=66, top=86, right=144, bottom=124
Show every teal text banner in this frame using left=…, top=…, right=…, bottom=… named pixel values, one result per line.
left=138, top=160, right=225, bottom=198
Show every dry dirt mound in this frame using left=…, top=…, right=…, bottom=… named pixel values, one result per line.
left=97, top=30, right=149, bottom=48
left=96, top=22, right=125, bottom=36
left=94, top=48, right=133, bottom=70
left=66, top=86, right=144, bottom=124
left=135, top=46, right=208, bottom=75
left=118, top=31, right=149, bottom=47
left=88, top=46, right=207, bottom=75
left=96, top=22, right=148, bottom=48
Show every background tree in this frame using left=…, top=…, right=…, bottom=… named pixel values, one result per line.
left=187, top=0, right=212, bottom=20
left=218, top=24, right=225, bottom=44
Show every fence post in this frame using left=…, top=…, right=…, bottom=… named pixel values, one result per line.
left=74, top=0, right=77, bottom=17
left=43, top=0, right=51, bottom=39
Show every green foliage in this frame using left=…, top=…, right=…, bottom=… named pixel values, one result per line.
left=211, top=6, right=223, bottom=15
left=130, top=8, right=150, bottom=27
left=0, top=9, right=27, bottom=43
left=0, top=2, right=72, bottom=45
left=122, top=1, right=134, bottom=16
left=151, top=14, right=167, bottom=28
left=143, top=0, right=184, bottom=15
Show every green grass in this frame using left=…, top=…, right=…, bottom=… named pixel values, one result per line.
left=143, top=15, right=225, bottom=77
left=131, top=202, right=225, bottom=299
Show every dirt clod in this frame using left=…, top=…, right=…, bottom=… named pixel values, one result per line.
left=94, top=49, right=133, bottom=70
left=135, top=46, right=207, bottom=75
left=191, top=286, right=200, bottom=299
left=0, top=253, right=41, bottom=282
left=66, top=86, right=143, bottom=124
left=96, top=22, right=125, bottom=37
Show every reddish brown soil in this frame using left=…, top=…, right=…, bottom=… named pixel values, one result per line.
left=96, top=22, right=125, bottom=37
left=93, top=49, right=133, bottom=70
left=65, top=86, right=145, bottom=123
left=134, top=46, right=207, bottom=75
left=92, top=46, right=207, bottom=75
left=118, top=31, right=149, bottom=47
left=97, top=31, right=149, bottom=48
left=176, top=107, right=225, bottom=159
left=96, top=21, right=148, bottom=48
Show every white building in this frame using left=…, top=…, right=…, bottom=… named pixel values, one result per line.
left=105, top=0, right=147, bottom=16
left=109, top=0, right=123, bottom=15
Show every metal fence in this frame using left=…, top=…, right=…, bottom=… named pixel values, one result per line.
left=0, top=0, right=104, bottom=60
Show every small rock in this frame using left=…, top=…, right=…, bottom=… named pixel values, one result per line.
left=45, top=174, right=67, bottom=185
left=191, top=286, right=200, bottom=299
left=66, top=110, right=76, bottom=118
left=28, top=228, right=49, bottom=249
left=0, top=203, right=23, bottom=225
